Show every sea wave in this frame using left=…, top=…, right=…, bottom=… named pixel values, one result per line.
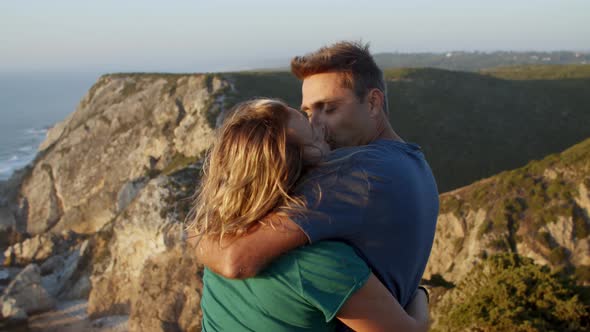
left=0, top=155, right=34, bottom=180
left=24, top=127, right=49, bottom=136
left=0, top=127, right=47, bottom=180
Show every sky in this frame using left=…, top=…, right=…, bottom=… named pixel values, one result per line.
left=1, top=0, right=589, bottom=73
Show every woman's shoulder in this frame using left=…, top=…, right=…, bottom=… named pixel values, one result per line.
left=293, top=241, right=361, bottom=259
left=289, top=241, right=371, bottom=321
left=289, top=241, right=370, bottom=287
left=294, top=241, right=366, bottom=266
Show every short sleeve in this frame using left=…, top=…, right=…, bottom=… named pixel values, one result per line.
left=294, top=241, right=371, bottom=322
left=286, top=161, right=371, bottom=243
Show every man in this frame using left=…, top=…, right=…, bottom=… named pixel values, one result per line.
left=196, top=41, right=438, bottom=313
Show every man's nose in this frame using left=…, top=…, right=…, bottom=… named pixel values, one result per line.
left=313, top=122, right=325, bottom=138
left=310, top=111, right=324, bottom=127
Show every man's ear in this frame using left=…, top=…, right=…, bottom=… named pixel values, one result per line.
left=367, top=89, right=385, bottom=118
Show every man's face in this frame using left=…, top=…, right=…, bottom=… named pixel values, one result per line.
left=300, top=72, right=373, bottom=149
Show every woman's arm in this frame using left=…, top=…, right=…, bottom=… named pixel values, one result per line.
left=406, top=287, right=430, bottom=325
left=336, top=274, right=429, bottom=332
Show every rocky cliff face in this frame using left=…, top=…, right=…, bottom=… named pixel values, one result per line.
left=0, top=73, right=232, bottom=330
left=425, top=138, right=590, bottom=285
left=21, top=73, right=229, bottom=236
left=424, top=138, right=590, bottom=330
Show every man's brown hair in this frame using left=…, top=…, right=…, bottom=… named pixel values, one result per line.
left=290, top=41, right=388, bottom=113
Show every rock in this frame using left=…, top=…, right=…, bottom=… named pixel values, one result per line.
left=18, top=74, right=228, bottom=237
left=26, top=299, right=128, bottom=332
left=41, top=240, right=90, bottom=299
left=0, top=169, right=29, bottom=251
left=128, top=247, right=203, bottom=332
left=116, top=177, right=148, bottom=212
left=0, top=267, right=22, bottom=285
left=2, top=264, right=55, bottom=314
left=40, top=255, right=65, bottom=276
left=19, top=163, right=62, bottom=235
left=0, top=269, right=10, bottom=282
left=424, top=209, right=489, bottom=282
left=58, top=274, right=91, bottom=301
left=87, top=168, right=199, bottom=320
left=1, top=296, right=27, bottom=320
left=0, top=296, right=28, bottom=331
left=3, top=233, right=59, bottom=266
left=0, top=268, right=22, bottom=295
left=38, top=118, right=68, bottom=152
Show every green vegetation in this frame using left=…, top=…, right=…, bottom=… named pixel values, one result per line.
left=481, top=65, right=590, bottom=80
left=435, top=253, right=589, bottom=332
left=104, top=72, right=192, bottom=80
left=576, top=265, right=590, bottom=285
left=384, top=66, right=590, bottom=192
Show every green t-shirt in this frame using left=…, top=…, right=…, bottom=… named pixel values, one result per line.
left=201, top=241, right=371, bottom=331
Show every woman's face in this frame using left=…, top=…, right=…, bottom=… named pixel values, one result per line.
left=286, top=107, right=330, bottom=165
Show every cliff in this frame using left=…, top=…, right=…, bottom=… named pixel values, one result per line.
left=425, top=138, right=590, bottom=331
left=425, top=137, right=590, bottom=284
left=0, top=68, right=588, bottom=330
left=1, top=73, right=231, bottom=330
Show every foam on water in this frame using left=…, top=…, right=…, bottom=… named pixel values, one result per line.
left=0, top=72, right=99, bottom=182
left=0, top=127, right=48, bottom=181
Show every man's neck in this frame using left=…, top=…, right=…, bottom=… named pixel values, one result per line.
left=369, top=114, right=404, bottom=143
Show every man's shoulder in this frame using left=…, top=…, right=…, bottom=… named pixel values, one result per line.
left=332, top=138, right=422, bottom=160
left=300, top=140, right=419, bottom=182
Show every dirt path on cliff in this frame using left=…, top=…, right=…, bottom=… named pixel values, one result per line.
left=27, top=300, right=128, bottom=332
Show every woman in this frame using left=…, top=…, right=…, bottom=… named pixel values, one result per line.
left=186, top=99, right=429, bottom=331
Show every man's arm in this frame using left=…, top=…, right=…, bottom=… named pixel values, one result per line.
left=190, top=164, right=369, bottom=279
left=336, top=274, right=429, bottom=332
left=191, top=213, right=308, bottom=279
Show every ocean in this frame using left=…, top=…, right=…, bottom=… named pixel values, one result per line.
left=0, top=72, right=99, bottom=181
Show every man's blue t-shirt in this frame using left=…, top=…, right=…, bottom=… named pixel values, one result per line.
left=287, top=139, right=439, bottom=308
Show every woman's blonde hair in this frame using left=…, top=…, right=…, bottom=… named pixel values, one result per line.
left=185, top=99, right=305, bottom=241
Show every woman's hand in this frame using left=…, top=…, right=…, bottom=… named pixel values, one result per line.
left=406, top=286, right=430, bottom=325
left=336, top=274, right=429, bottom=332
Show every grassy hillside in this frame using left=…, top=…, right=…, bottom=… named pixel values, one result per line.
left=374, top=51, right=590, bottom=72
left=218, top=65, right=590, bottom=192
left=481, top=64, right=590, bottom=80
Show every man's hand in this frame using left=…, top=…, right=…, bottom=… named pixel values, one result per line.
left=192, top=213, right=309, bottom=279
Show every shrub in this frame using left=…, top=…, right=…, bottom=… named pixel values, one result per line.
left=436, top=253, right=589, bottom=332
